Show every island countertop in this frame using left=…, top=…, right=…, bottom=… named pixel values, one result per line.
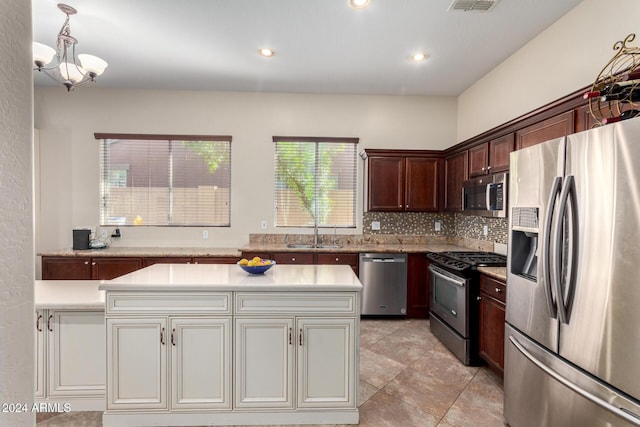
left=35, top=280, right=105, bottom=310
left=99, top=263, right=363, bottom=292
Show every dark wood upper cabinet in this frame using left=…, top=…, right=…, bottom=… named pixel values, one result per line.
left=469, top=133, right=514, bottom=177
left=444, top=151, right=468, bottom=212
left=405, top=157, right=439, bottom=212
left=516, top=111, right=575, bottom=150
left=367, top=156, right=405, bottom=211
left=367, top=151, right=440, bottom=212
left=468, top=143, right=489, bottom=177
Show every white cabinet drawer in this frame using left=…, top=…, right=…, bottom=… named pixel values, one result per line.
left=107, top=292, right=231, bottom=315
left=235, top=293, right=356, bottom=315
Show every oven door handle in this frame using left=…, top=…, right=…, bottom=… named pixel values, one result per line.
left=429, top=265, right=466, bottom=287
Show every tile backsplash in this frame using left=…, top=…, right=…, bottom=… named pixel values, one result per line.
left=362, top=212, right=508, bottom=245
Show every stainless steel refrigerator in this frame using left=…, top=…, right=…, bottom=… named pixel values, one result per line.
left=505, top=117, right=640, bottom=427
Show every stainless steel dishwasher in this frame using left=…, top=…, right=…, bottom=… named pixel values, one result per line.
left=358, top=253, right=408, bottom=315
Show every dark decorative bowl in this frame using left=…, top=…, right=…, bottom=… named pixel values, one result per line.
left=238, top=260, right=276, bottom=274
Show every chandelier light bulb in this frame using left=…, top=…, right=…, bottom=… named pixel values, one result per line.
left=78, top=54, right=108, bottom=78
left=33, top=42, right=56, bottom=68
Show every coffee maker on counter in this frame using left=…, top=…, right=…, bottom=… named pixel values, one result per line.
left=72, top=228, right=91, bottom=250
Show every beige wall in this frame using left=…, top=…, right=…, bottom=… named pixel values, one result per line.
left=0, top=0, right=34, bottom=424
left=34, top=89, right=457, bottom=252
left=457, top=0, right=640, bottom=142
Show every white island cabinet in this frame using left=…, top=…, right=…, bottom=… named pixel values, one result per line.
left=99, top=263, right=362, bottom=427
left=35, top=280, right=106, bottom=411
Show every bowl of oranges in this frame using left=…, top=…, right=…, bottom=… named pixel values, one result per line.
left=238, top=256, right=275, bottom=274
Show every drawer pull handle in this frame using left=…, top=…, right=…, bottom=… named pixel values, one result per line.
left=36, top=313, right=43, bottom=332
left=47, top=314, right=53, bottom=332
left=495, top=287, right=502, bottom=293
left=160, top=327, right=165, bottom=345
left=336, top=257, right=339, bottom=262
left=292, top=257, right=296, bottom=262
left=171, top=328, right=176, bottom=346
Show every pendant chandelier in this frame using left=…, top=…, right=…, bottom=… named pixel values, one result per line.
left=33, top=3, right=108, bottom=91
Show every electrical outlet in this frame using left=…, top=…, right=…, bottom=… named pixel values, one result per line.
left=371, top=221, right=381, bottom=231
left=483, top=225, right=488, bottom=236
left=261, top=220, right=268, bottom=230
left=202, top=230, right=209, bottom=239
left=434, top=221, right=441, bottom=232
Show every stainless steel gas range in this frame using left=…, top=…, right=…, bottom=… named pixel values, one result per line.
left=426, top=251, right=506, bottom=365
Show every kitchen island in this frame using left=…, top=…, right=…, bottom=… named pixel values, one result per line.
left=98, top=263, right=362, bottom=427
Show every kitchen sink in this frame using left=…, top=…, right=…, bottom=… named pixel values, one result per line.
left=285, top=243, right=342, bottom=249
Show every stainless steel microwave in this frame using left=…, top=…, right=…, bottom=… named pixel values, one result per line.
left=462, top=172, right=507, bottom=218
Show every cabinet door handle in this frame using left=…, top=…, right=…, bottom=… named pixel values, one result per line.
left=487, top=165, right=493, bottom=171
left=289, top=327, right=292, bottom=345
left=47, top=314, right=53, bottom=332
left=171, top=328, right=176, bottom=346
left=481, top=166, right=486, bottom=171
left=292, top=257, right=296, bottom=262
left=299, top=328, right=303, bottom=346
left=84, top=261, right=89, bottom=265
left=477, top=296, right=482, bottom=301
left=36, top=313, right=43, bottom=332
left=335, top=257, right=339, bottom=262
left=495, top=287, right=502, bottom=293
left=91, top=262, right=96, bottom=266
left=160, top=327, right=165, bottom=345
left=398, top=204, right=402, bottom=208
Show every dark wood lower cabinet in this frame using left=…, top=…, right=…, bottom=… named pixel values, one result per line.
left=41, top=257, right=93, bottom=280
left=478, top=274, right=506, bottom=376
left=406, top=254, right=430, bottom=318
left=92, top=257, right=142, bottom=280
left=41, top=256, right=143, bottom=280
left=42, top=255, right=239, bottom=280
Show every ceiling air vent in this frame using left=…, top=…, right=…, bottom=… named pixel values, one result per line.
left=448, top=0, right=500, bottom=12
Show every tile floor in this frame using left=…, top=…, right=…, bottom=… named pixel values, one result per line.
left=37, top=318, right=506, bottom=427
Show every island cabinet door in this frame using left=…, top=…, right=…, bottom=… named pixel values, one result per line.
left=234, top=318, right=294, bottom=409
left=48, top=311, right=105, bottom=397
left=35, top=310, right=46, bottom=398
left=170, top=317, right=231, bottom=410
left=296, top=318, right=356, bottom=408
left=106, top=318, right=168, bottom=410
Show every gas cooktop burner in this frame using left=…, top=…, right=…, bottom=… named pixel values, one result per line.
left=427, top=251, right=507, bottom=272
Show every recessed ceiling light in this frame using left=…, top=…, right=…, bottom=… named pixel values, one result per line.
left=259, top=48, right=276, bottom=57
left=349, top=0, right=370, bottom=9
left=411, top=53, right=429, bottom=62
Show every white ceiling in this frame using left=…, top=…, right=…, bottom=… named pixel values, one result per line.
left=32, top=0, right=583, bottom=96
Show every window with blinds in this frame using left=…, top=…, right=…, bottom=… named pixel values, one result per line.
left=273, top=136, right=358, bottom=228
left=95, top=133, right=231, bottom=226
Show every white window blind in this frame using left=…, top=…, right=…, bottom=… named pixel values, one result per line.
left=273, top=136, right=358, bottom=228
left=96, top=133, right=231, bottom=226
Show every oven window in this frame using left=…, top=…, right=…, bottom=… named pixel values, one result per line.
left=433, top=278, right=458, bottom=318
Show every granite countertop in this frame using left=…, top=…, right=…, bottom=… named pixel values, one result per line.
left=35, top=280, right=105, bottom=310
left=240, top=243, right=472, bottom=254
left=477, top=266, right=507, bottom=282
left=99, top=263, right=362, bottom=292
left=38, top=247, right=242, bottom=257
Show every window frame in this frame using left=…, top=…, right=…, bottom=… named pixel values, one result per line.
left=95, top=133, right=232, bottom=227
left=272, top=135, right=359, bottom=229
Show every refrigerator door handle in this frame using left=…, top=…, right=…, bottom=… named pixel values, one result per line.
left=509, top=335, right=640, bottom=426
left=555, top=175, right=577, bottom=324
left=543, top=176, right=562, bottom=319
